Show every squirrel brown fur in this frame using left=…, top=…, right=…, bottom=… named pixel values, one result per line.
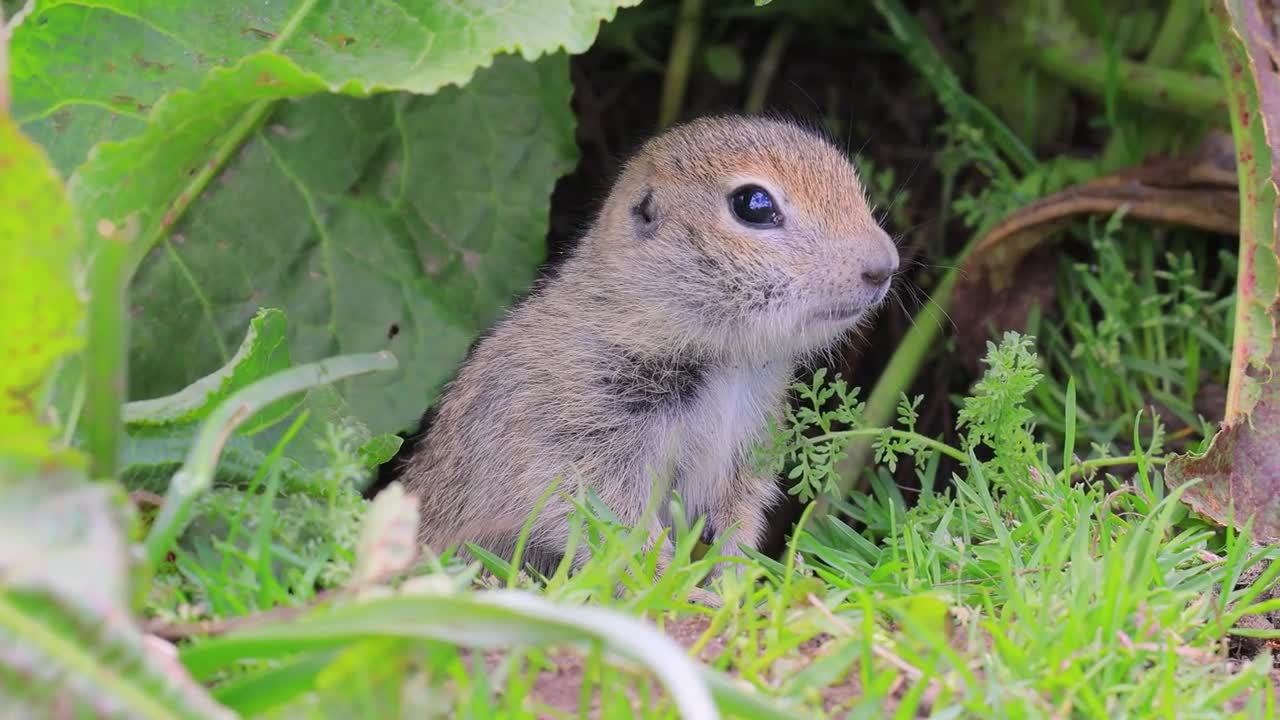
left=389, top=114, right=900, bottom=580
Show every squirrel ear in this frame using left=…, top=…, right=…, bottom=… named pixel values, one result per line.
left=631, top=189, right=658, bottom=236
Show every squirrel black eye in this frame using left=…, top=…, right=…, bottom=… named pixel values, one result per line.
left=729, top=185, right=781, bottom=228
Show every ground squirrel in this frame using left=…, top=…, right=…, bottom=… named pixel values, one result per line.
left=386, top=114, right=899, bottom=580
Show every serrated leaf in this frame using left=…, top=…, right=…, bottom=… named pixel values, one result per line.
left=0, top=112, right=83, bottom=469
left=127, top=54, right=579, bottom=434
left=119, top=309, right=395, bottom=498
left=123, top=307, right=293, bottom=431
left=1167, top=0, right=1280, bottom=541
left=14, top=1, right=643, bottom=176
left=120, top=428, right=292, bottom=494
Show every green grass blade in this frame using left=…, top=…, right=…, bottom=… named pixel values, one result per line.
left=181, top=591, right=720, bottom=718
left=144, top=350, right=398, bottom=567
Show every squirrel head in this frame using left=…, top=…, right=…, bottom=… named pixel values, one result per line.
left=583, top=114, right=900, bottom=361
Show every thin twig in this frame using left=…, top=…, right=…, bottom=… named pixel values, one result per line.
left=146, top=561, right=409, bottom=641
left=145, top=589, right=341, bottom=641
left=807, top=592, right=932, bottom=684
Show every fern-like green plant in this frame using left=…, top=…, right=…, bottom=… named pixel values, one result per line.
left=956, top=331, right=1046, bottom=487
left=765, top=332, right=1053, bottom=505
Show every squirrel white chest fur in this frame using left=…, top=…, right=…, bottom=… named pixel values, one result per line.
left=391, top=114, right=899, bottom=577
left=657, top=361, right=791, bottom=524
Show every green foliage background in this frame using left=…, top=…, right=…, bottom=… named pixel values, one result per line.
left=4, top=0, right=1280, bottom=717
left=13, top=0, right=638, bottom=435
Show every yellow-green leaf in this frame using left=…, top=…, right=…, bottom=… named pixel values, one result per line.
left=0, top=113, right=83, bottom=468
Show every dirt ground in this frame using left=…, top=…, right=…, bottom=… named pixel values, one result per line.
left=475, top=615, right=864, bottom=718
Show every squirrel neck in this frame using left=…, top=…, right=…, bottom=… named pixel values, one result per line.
left=528, top=251, right=794, bottom=373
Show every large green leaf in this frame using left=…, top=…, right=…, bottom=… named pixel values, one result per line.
left=13, top=0, right=639, bottom=177
left=13, top=1, right=631, bottom=435
left=127, top=54, right=576, bottom=434
left=120, top=305, right=296, bottom=496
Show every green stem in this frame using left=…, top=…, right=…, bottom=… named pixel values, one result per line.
left=84, top=220, right=132, bottom=480
left=807, top=428, right=969, bottom=465
left=744, top=20, right=794, bottom=114
left=658, top=0, right=703, bottom=128
left=123, top=98, right=276, bottom=278
left=1206, top=0, right=1272, bottom=425
left=1099, top=2, right=1204, bottom=167
left=1146, top=3, right=1202, bottom=66
left=1026, top=24, right=1223, bottom=118
left=1054, top=455, right=1168, bottom=484
left=144, top=350, right=398, bottom=567
left=121, top=0, right=319, bottom=278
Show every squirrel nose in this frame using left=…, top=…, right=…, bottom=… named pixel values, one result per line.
left=861, top=262, right=896, bottom=288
